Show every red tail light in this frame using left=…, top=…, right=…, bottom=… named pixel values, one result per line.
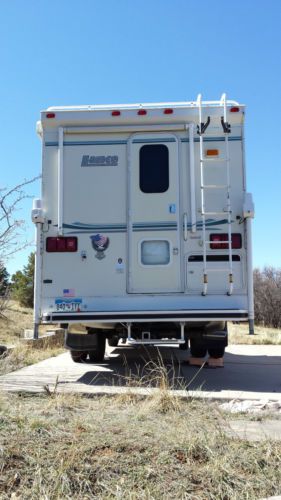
left=111, top=110, right=121, bottom=116
left=210, top=233, right=242, bottom=250
left=164, top=108, right=173, bottom=114
left=138, top=109, right=147, bottom=115
left=46, top=112, right=56, bottom=119
left=46, top=237, right=78, bottom=252
left=230, top=107, right=239, bottom=113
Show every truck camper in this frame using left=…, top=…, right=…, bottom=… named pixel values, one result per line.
left=33, top=94, right=254, bottom=362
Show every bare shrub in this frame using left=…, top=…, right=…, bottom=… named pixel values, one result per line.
left=254, top=267, right=281, bottom=328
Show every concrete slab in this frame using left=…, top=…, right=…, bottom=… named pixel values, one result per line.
left=0, top=344, right=281, bottom=402
left=226, top=419, right=281, bottom=441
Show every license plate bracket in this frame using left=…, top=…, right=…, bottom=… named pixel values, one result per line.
left=55, top=298, right=82, bottom=312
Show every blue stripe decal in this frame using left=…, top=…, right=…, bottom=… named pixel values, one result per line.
left=46, top=136, right=242, bottom=147
left=65, top=229, right=125, bottom=234
left=63, top=223, right=126, bottom=230
left=62, top=222, right=177, bottom=233
left=132, top=138, right=176, bottom=144
left=62, top=218, right=228, bottom=235
left=181, top=136, right=242, bottom=143
left=133, top=221, right=177, bottom=227
left=133, top=227, right=177, bottom=232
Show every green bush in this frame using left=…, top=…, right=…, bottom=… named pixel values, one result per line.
left=0, top=263, right=9, bottom=296
left=11, top=253, right=35, bottom=308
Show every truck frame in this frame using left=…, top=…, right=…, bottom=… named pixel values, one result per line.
left=32, top=94, right=254, bottom=362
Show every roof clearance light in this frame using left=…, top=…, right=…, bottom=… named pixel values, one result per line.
left=230, top=107, right=239, bottom=113
left=206, top=149, right=219, bottom=156
left=164, top=108, right=173, bottom=114
left=112, top=110, right=121, bottom=116
left=138, top=109, right=147, bottom=115
left=46, top=112, right=55, bottom=119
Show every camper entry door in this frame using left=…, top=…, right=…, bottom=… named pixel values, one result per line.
left=127, top=134, right=182, bottom=293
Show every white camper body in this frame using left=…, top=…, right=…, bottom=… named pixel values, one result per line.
left=34, top=95, right=254, bottom=360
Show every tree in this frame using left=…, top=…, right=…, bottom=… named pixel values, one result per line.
left=0, top=177, right=39, bottom=315
left=0, top=263, right=9, bottom=296
left=254, top=266, right=281, bottom=328
left=0, top=177, right=39, bottom=262
left=11, top=252, right=35, bottom=308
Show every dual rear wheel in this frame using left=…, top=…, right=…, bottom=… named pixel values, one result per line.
left=189, top=339, right=226, bottom=359
left=70, top=333, right=106, bottom=363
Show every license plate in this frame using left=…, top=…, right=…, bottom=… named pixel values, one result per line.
left=55, top=299, right=82, bottom=312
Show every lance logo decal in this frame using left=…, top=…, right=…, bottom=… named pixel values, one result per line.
left=81, top=155, right=118, bottom=167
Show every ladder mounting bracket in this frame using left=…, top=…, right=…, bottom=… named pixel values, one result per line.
left=221, top=116, right=231, bottom=133
left=197, top=116, right=210, bottom=135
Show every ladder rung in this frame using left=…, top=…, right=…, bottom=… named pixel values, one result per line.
left=204, top=268, right=231, bottom=272
left=201, top=184, right=228, bottom=189
left=200, top=158, right=228, bottom=163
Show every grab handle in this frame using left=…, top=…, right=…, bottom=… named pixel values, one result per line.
left=183, top=213, right=188, bottom=241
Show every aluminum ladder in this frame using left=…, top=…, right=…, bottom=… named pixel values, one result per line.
left=197, top=93, right=233, bottom=296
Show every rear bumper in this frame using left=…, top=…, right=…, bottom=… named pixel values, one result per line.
left=42, top=309, right=248, bottom=324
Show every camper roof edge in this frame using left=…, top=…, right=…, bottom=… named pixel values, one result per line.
left=45, top=99, right=243, bottom=112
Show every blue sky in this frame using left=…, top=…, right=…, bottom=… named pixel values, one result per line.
left=1, top=0, right=280, bottom=275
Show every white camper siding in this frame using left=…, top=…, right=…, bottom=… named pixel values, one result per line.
left=36, top=99, right=253, bottom=325
left=180, top=133, right=246, bottom=294
left=185, top=258, right=245, bottom=292
left=63, top=139, right=126, bottom=226
left=41, top=130, right=246, bottom=300
left=41, top=134, right=129, bottom=299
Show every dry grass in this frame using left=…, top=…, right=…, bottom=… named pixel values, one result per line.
left=0, top=390, right=281, bottom=499
left=229, top=322, right=281, bottom=345
left=0, top=344, right=64, bottom=376
left=0, top=300, right=64, bottom=375
left=0, top=300, right=33, bottom=347
left=1, top=320, right=281, bottom=498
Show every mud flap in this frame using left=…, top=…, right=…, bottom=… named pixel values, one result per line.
left=65, top=332, right=98, bottom=351
left=202, top=331, right=228, bottom=349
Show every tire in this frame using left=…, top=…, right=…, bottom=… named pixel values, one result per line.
left=108, top=335, right=119, bottom=347
left=89, top=334, right=106, bottom=363
left=208, top=346, right=225, bottom=358
left=190, top=339, right=207, bottom=358
left=70, top=350, right=87, bottom=363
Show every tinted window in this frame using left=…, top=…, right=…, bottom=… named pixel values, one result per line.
left=139, top=144, right=169, bottom=193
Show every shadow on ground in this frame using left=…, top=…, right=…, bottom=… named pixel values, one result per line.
left=72, top=344, right=281, bottom=394
left=1, top=344, right=281, bottom=396
left=74, top=345, right=186, bottom=389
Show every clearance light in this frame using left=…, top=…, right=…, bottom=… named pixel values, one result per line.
left=111, top=110, right=121, bottom=116
left=164, top=108, right=173, bottom=114
left=210, top=233, right=242, bottom=250
left=230, top=107, right=239, bottom=113
left=138, top=109, right=147, bottom=115
left=46, top=112, right=56, bottom=119
left=46, top=237, right=78, bottom=252
left=206, top=149, right=219, bottom=156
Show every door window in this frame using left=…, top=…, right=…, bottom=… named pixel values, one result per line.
left=141, top=240, right=170, bottom=265
left=139, top=144, right=169, bottom=193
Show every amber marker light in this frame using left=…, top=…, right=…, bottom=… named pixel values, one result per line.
left=206, top=149, right=219, bottom=156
